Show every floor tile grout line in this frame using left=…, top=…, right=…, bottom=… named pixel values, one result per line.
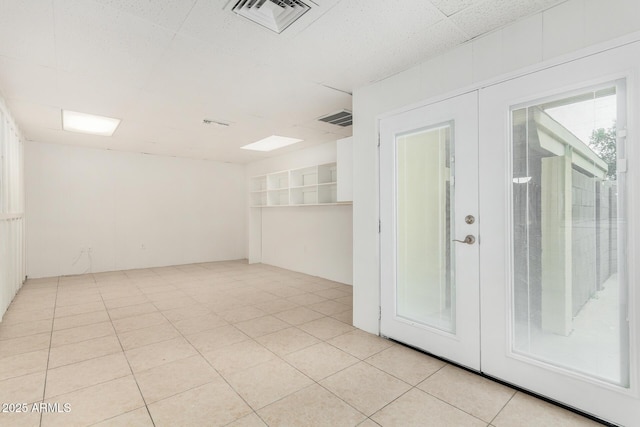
left=99, top=278, right=157, bottom=427
left=44, top=340, right=122, bottom=370
left=306, top=345, right=420, bottom=421
left=143, top=272, right=355, bottom=425
left=84, top=407, right=146, bottom=427
left=8, top=265, right=464, bottom=427
left=312, top=379, right=375, bottom=422
left=364, top=385, right=418, bottom=423
left=354, top=360, right=499, bottom=425
left=489, top=390, right=518, bottom=425
left=417, top=381, right=500, bottom=425
left=239, top=302, right=369, bottom=423
left=148, top=291, right=264, bottom=424
left=39, top=275, right=60, bottom=427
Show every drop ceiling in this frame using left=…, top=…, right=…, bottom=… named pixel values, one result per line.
left=0, top=0, right=566, bottom=163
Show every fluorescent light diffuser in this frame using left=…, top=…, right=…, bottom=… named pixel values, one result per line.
left=241, top=135, right=303, bottom=152
left=62, top=110, right=121, bottom=136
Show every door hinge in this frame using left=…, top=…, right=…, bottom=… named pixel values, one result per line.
left=378, top=220, right=381, bottom=233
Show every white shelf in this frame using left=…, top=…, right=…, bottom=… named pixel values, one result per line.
left=318, top=183, right=337, bottom=204
left=251, top=176, right=267, bottom=192
left=250, top=161, right=347, bottom=207
left=268, top=189, right=289, bottom=206
left=267, top=171, right=288, bottom=190
left=290, top=186, right=318, bottom=205
left=290, top=166, right=317, bottom=187
left=318, top=163, right=337, bottom=184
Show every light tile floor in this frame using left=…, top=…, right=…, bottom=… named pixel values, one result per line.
left=0, top=260, right=604, bottom=426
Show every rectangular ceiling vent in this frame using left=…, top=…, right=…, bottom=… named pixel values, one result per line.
left=232, top=0, right=311, bottom=34
left=318, top=110, right=352, bottom=127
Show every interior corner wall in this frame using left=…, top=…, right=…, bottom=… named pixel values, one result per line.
left=25, top=141, right=246, bottom=278
left=352, top=0, right=640, bottom=334
left=245, top=141, right=353, bottom=285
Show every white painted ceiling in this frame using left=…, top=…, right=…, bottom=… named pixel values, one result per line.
left=0, top=0, right=565, bottom=163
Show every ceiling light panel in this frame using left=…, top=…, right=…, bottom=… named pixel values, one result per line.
left=62, top=110, right=121, bottom=136
left=241, top=135, right=303, bottom=151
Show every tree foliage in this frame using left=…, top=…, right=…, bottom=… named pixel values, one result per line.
left=589, top=124, right=617, bottom=180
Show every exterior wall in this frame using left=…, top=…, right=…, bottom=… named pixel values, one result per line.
left=571, top=168, right=597, bottom=315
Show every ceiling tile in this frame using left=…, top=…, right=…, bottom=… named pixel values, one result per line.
left=140, top=35, right=258, bottom=111
left=0, top=57, right=58, bottom=105
left=178, top=0, right=280, bottom=58
left=222, top=73, right=352, bottom=126
left=91, top=0, right=198, bottom=32
left=54, top=0, right=174, bottom=86
left=4, top=100, right=61, bottom=134
left=450, top=0, right=565, bottom=39
left=24, top=126, right=114, bottom=151
left=429, top=0, right=483, bottom=17
left=273, top=1, right=451, bottom=93
left=56, top=70, right=138, bottom=118
left=337, top=19, right=468, bottom=88
left=0, top=0, right=56, bottom=67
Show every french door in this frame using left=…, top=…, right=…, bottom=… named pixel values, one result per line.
left=380, top=91, right=480, bottom=370
left=479, top=43, right=639, bottom=426
left=380, top=42, right=640, bottom=426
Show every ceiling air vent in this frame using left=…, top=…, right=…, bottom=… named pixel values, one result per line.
left=231, top=0, right=311, bottom=34
left=318, top=110, right=352, bottom=127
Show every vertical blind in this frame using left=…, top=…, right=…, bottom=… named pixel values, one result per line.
left=0, top=99, right=25, bottom=320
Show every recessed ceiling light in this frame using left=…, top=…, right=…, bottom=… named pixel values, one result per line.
left=62, top=110, right=121, bottom=136
left=241, top=135, right=303, bottom=152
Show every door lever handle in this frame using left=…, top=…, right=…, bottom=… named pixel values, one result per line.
left=453, top=235, right=475, bottom=245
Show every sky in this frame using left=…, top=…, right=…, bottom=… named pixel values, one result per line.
left=545, top=94, right=617, bottom=145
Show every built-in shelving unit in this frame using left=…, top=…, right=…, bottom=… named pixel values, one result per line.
left=250, top=162, right=347, bottom=207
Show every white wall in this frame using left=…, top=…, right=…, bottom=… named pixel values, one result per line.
left=246, top=141, right=353, bottom=285
left=352, top=0, right=640, bottom=333
left=0, top=93, right=25, bottom=320
left=26, top=141, right=245, bottom=278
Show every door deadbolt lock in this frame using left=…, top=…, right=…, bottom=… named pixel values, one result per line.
left=453, top=235, right=476, bottom=245
left=465, top=215, right=475, bottom=225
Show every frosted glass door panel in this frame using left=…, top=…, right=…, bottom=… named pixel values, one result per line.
left=397, top=124, right=454, bottom=332
left=511, top=83, right=629, bottom=386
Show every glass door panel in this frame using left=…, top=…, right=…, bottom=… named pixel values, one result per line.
left=510, top=83, right=628, bottom=386
left=396, top=124, right=455, bottom=332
